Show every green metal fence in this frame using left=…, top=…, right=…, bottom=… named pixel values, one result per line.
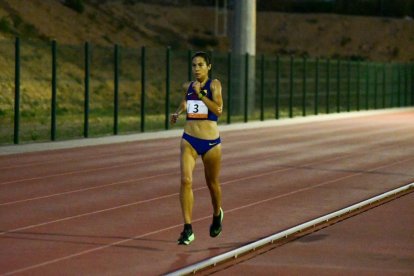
left=0, top=38, right=413, bottom=145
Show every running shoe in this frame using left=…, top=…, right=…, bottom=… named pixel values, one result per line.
left=177, top=229, right=195, bottom=245
left=210, top=207, right=224, bottom=238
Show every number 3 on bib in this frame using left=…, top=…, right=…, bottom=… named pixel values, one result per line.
left=187, top=100, right=208, bottom=119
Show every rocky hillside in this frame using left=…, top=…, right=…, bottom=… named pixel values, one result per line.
left=0, top=0, right=413, bottom=62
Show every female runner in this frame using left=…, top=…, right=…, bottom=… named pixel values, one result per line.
left=170, top=51, right=223, bottom=245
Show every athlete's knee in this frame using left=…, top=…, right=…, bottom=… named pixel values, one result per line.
left=181, top=176, right=193, bottom=188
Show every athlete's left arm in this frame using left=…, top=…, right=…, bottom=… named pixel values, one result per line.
left=201, top=79, right=223, bottom=117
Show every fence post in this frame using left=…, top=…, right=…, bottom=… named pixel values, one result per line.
left=374, top=64, right=378, bottom=109
left=356, top=60, right=360, bottom=111
left=411, top=63, right=414, bottom=106
left=314, top=58, right=319, bottom=115
left=141, top=46, right=146, bottom=132
left=114, top=44, right=119, bottom=135
left=51, top=40, right=57, bottom=141
left=209, top=50, right=214, bottom=79
left=188, top=50, right=192, bottom=81
left=289, top=55, right=294, bottom=118
left=165, top=47, right=171, bottom=130
left=347, top=59, right=351, bottom=112
left=326, top=58, right=330, bottom=114
left=336, top=59, right=341, bottom=113
left=275, top=55, right=280, bottom=119
left=391, top=64, right=396, bottom=107
left=260, top=54, right=264, bottom=121
left=382, top=63, right=386, bottom=108
left=227, top=51, right=232, bottom=124
left=14, top=37, right=20, bottom=144
left=244, top=53, right=249, bottom=123
left=404, top=63, right=409, bottom=106
left=84, top=42, right=90, bottom=138
left=302, top=56, right=307, bottom=117
left=401, top=64, right=404, bottom=106
left=365, top=63, right=370, bottom=110
left=397, top=64, right=402, bottom=107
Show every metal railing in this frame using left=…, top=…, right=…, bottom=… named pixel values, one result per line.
left=0, top=37, right=413, bottom=145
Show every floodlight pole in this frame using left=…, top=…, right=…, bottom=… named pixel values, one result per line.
left=231, top=0, right=256, bottom=116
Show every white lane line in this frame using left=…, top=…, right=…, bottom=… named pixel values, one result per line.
left=4, top=178, right=413, bottom=276
left=0, top=157, right=173, bottom=186
left=0, top=151, right=351, bottom=234
left=0, top=172, right=177, bottom=206
left=2, top=158, right=413, bottom=275
left=2, top=152, right=413, bottom=236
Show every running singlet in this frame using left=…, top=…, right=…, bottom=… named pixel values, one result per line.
left=186, top=79, right=218, bottom=122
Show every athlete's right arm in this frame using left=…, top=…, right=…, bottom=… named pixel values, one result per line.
left=170, top=82, right=190, bottom=125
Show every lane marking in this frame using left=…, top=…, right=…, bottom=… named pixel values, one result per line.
left=2, top=129, right=413, bottom=205
left=0, top=110, right=413, bottom=274
left=0, top=172, right=178, bottom=206
left=167, top=182, right=414, bottom=275
left=0, top=150, right=291, bottom=205
left=1, top=158, right=414, bottom=275
left=2, top=151, right=414, bottom=236
left=0, top=157, right=174, bottom=186
left=1, top=121, right=411, bottom=183
left=0, top=151, right=353, bottom=234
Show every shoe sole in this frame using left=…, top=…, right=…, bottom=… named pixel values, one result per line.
left=178, top=233, right=195, bottom=245
left=210, top=208, right=224, bottom=238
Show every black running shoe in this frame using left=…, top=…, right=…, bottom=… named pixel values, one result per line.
left=210, top=208, right=224, bottom=238
left=177, top=229, right=195, bottom=245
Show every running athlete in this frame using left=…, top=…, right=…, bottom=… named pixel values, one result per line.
left=170, top=51, right=224, bottom=245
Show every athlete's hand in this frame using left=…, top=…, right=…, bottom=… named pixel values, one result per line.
left=170, top=113, right=179, bottom=124
left=192, top=81, right=201, bottom=94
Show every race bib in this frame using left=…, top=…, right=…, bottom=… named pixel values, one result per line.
left=187, top=100, right=208, bottom=119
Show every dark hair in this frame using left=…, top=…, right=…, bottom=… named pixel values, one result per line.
left=191, top=51, right=211, bottom=65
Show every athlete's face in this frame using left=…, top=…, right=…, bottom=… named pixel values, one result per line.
left=192, top=56, right=211, bottom=81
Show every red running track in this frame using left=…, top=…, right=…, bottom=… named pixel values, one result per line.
left=212, top=190, right=414, bottom=275
left=0, top=109, right=413, bottom=275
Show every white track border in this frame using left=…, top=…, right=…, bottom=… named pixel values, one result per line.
left=167, top=182, right=414, bottom=275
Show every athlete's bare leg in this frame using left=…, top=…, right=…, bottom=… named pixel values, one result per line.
left=180, top=139, right=198, bottom=224
left=202, top=144, right=222, bottom=216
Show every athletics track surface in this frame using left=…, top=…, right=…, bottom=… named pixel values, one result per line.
left=0, top=108, right=413, bottom=275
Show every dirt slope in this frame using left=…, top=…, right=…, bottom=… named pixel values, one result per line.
left=0, top=0, right=413, bottom=62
